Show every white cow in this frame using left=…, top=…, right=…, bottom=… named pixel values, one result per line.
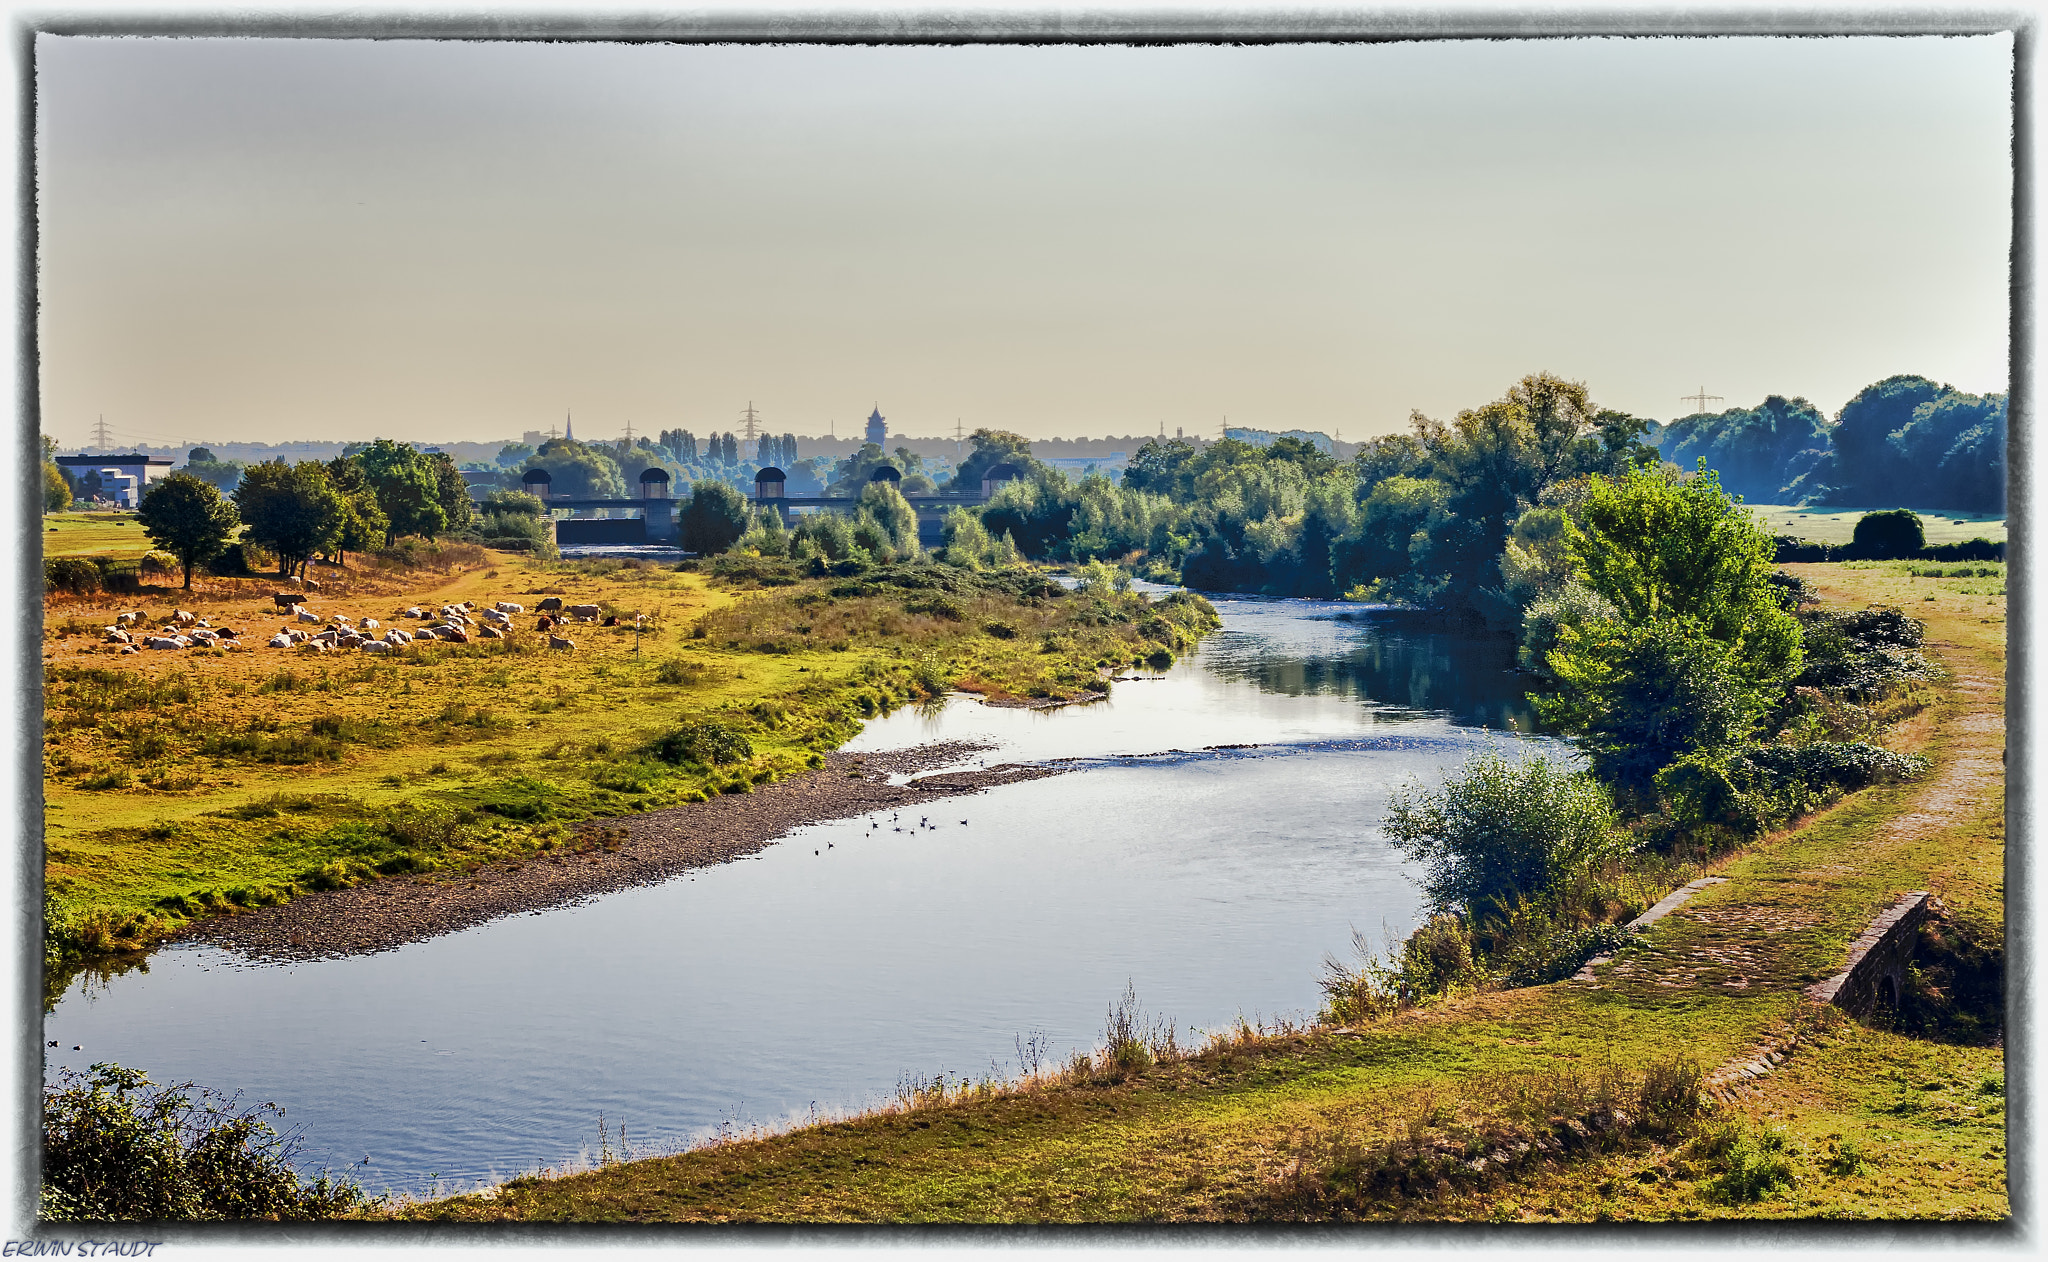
left=171, top=610, right=196, bottom=627
left=358, top=617, right=380, bottom=632
left=361, top=639, right=394, bottom=655
left=145, top=636, right=186, bottom=650
left=384, top=628, right=413, bottom=645
left=103, top=628, right=131, bottom=644
left=494, top=601, right=525, bottom=614
left=295, top=608, right=322, bottom=625
left=268, top=633, right=293, bottom=648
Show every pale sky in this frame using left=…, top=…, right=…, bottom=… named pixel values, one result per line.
left=35, top=33, right=2014, bottom=447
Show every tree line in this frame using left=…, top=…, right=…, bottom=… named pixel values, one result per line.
left=129, top=440, right=478, bottom=588
left=1653, top=374, right=2005, bottom=511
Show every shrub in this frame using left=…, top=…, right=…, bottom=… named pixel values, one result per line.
left=42, top=1063, right=370, bottom=1221
left=44, top=557, right=102, bottom=595
left=1518, top=581, right=1619, bottom=678
left=1383, top=751, right=1635, bottom=917
left=650, top=719, right=753, bottom=767
left=1705, top=1124, right=1798, bottom=1203
left=1849, top=508, right=1925, bottom=560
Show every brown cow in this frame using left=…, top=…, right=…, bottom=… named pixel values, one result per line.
left=536, top=615, right=555, bottom=632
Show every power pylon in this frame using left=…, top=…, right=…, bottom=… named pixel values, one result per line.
left=741, top=402, right=761, bottom=444
left=90, top=415, right=113, bottom=449
left=1680, top=387, right=1725, bottom=416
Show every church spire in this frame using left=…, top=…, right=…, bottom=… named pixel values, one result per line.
left=565, top=410, right=575, bottom=443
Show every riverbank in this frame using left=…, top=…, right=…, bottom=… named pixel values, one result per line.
left=42, top=549, right=1220, bottom=969
left=398, top=559, right=2005, bottom=1222
left=173, top=742, right=1065, bottom=960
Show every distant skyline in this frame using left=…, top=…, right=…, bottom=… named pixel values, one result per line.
left=36, top=34, right=2013, bottom=448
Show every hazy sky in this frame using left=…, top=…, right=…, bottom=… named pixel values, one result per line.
left=35, top=33, right=2013, bottom=448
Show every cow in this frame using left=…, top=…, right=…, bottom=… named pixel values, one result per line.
left=400, top=606, right=425, bottom=620
left=119, top=645, right=138, bottom=655
left=267, top=633, right=291, bottom=648
left=442, top=628, right=470, bottom=644
left=115, top=611, right=144, bottom=627
left=303, top=578, right=321, bottom=591
left=494, top=601, right=525, bottom=614
left=216, top=628, right=238, bottom=638
left=358, top=618, right=379, bottom=632
left=548, top=635, right=574, bottom=651
left=171, top=610, right=196, bottom=626
left=383, top=629, right=413, bottom=645
left=361, top=639, right=394, bottom=655
left=536, top=615, right=555, bottom=632
left=103, top=628, right=131, bottom=644
left=274, top=593, right=305, bottom=609
left=567, top=603, right=600, bottom=620
left=536, top=596, right=564, bottom=613
left=295, top=608, right=322, bottom=625
left=476, top=626, right=502, bottom=640
left=189, top=630, right=219, bottom=646
left=145, top=636, right=185, bottom=650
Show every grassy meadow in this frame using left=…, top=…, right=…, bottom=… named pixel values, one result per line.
left=396, top=559, right=2004, bottom=1223
left=1744, top=504, right=2005, bottom=546
left=40, top=546, right=1216, bottom=973
left=41, top=511, right=159, bottom=559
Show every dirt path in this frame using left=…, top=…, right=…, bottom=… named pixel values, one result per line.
left=174, top=743, right=1067, bottom=961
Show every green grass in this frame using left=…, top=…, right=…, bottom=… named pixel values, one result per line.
left=392, top=560, right=2004, bottom=1223
left=1743, top=505, right=2005, bottom=546
left=40, top=511, right=161, bottom=559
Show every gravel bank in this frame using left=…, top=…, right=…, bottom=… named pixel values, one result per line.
left=172, top=742, right=1060, bottom=962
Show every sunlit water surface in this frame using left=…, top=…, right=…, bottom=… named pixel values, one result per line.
left=47, top=593, right=1553, bottom=1196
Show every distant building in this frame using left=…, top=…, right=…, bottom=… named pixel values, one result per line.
left=56, top=453, right=172, bottom=505
left=865, top=407, right=887, bottom=447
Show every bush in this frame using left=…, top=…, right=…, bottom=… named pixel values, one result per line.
left=650, top=719, right=753, bottom=767
left=1383, top=751, right=1635, bottom=917
left=1518, top=581, right=1619, bottom=678
left=1704, top=1124, right=1798, bottom=1203
left=1796, top=605, right=1932, bottom=699
left=681, top=482, right=751, bottom=556
left=44, top=557, right=102, bottom=595
left=42, top=1063, right=371, bottom=1221
left=1848, top=508, right=1925, bottom=560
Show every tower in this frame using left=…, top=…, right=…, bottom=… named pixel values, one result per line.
left=865, top=406, right=887, bottom=447
left=741, top=401, right=761, bottom=444
left=564, top=410, right=575, bottom=442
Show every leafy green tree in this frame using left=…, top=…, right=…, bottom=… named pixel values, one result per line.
left=1537, top=616, right=1772, bottom=799
left=496, top=443, right=535, bottom=468
left=1562, top=462, right=1800, bottom=682
left=233, top=461, right=345, bottom=578
left=1849, top=509, right=1925, bottom=560
left=858, top=481, right=920, bottom=556
left=427, top=451, right=475, bottom=537
left=321, top=456, right=389, bottom=566
left=681, top=481, right=750, bottom=555
left=354, top=439, right=447, bottom=544
left=135, top=474, right=240, bottom=589
left=42, top=437, right=72, bottom=511
left=1384, top=751, right=1633, bottom=918
left=525, top=438, right=625, bottom=500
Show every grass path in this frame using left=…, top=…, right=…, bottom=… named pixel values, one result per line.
left=398, top=562, right=2005, bottom=1222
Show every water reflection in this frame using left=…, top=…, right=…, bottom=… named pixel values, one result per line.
left=1184, top=597, right=1536, bottom=731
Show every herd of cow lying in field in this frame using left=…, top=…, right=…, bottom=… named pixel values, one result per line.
left=94, top=593, right=616, bottom=655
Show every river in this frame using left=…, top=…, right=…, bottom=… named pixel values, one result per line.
left=44, top=592, right=1555, bottom=1197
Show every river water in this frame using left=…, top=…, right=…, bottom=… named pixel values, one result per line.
left=44, top=593, right=1553, bottom=1197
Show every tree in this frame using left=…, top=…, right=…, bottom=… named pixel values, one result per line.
left=427, top=452, right=475, bottom=537
left=858, top=481, right=920, bottom=556
left=233, top=461, right=345, bottom=577
left=680, top=481, right=750, bottom=555
left=180, top=447, right=245, bottom=493
left=323, top=456, right=389, bottom=566
left=946, top=428, right=1042, bottom=492
left=496, top=443, right=534, bottom=469
left=525, top=439, right=625, bottom=500
left=1384, top=751, right=1633, bottom=918
left=136, top=474, right=240, bottom=589
left=1849, top=509, right=1925, bottom=560
left=354, top=439, right=447, bottom=544
left=42, top=436, right=72, bottom=511
left=1564, top=463, right=1801, bottom=675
